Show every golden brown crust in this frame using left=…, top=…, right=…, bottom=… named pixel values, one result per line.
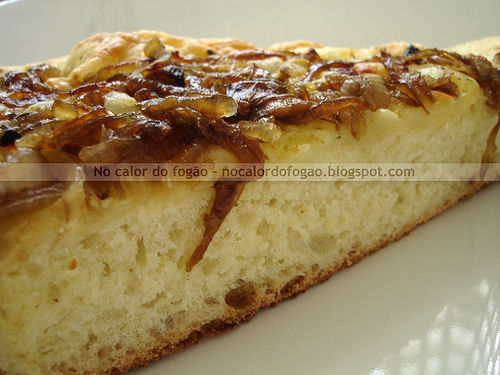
left=63, top=32, right=147, bottom=81
left=268, top=40, right=324, bottom=52
left=63, top=31, right=258, bottom=83
left=0, top=31, right=257, bottom=78
left=449, top=36, right=500, bottom=66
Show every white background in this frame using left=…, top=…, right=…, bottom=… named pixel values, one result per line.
left=0, top=0, right=499, bottom=65
left=0, top=1, right=499, bottom=374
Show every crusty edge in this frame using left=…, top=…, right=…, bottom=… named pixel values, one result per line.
left=2, top=32, right=498, bottom=77
left=92, top=180, right=489, bottom=375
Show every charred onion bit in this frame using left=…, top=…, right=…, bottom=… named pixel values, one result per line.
left=0, top=129, right=21, bottom=147
left=403, top=44, right=421, bottom=57
left=1, top=39, right=500, bottom=270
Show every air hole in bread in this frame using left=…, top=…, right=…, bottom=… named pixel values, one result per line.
left=224, top=280, right=256, bottom=310
left=97, top=345, right=113, bottom=358
left=135, top=237, right=147, bottom=266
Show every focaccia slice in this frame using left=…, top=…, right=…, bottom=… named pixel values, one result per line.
left=0, top=32, right=499, bottom=375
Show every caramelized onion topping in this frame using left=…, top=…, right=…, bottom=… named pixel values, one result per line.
left=1, top=39, right=500, bottom=270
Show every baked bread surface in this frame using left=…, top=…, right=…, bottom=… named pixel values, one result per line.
left=0, top=32, right=499, bottom=375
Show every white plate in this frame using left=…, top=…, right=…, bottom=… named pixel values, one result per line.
left=1, top=1, right=499, bottom=374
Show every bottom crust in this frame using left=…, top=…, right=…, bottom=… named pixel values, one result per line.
left=101, top=180, right=488, bottom=375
